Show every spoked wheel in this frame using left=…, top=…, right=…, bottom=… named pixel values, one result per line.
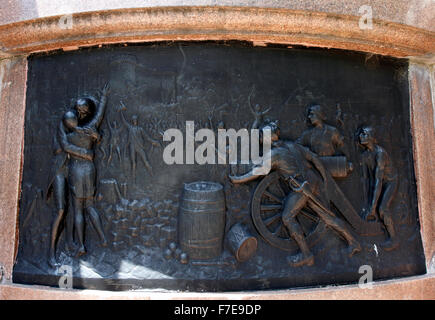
left=251, top=171, right=327, bottom=252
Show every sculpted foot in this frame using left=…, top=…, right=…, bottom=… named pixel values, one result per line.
left=48, top=254, right=60, bottom=268
left=65, top=242, right=77, bottom=255
left=76, top=246, right=86, bottom=258
left=287, top=252, right=314, bottom=267
left=347, top=241, right=362, bottom=257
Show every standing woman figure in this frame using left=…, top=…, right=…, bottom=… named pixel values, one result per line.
left=59, top=84, right=110, bottom=256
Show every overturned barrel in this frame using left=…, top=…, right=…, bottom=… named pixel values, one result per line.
left=226, top=223, right=258, bottom=262
left=179, top=181, right=226, bottom=260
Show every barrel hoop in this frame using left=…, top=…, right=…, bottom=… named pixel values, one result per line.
left=184, top=244, right=220, bottom=249
left=179, top=206, right=225, bottom=214
left=185, top=244, right=218, bottom=249
left=184, top=237, right=221, bottom=244
left=181, top=199, right=225, bottom=205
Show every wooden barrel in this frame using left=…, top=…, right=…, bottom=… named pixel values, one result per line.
left=226, top=223, right=257, bottom=262
left=179, top=181, right=226, bottom=260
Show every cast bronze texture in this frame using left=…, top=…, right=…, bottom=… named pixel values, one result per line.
left=13, top=42, right=425, bottom=291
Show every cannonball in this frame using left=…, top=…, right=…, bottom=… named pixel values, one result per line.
left=180, top=253, right=188, bottom=264
left=174, top=248, right=182, bottom=260
left=164, top=249, right=173, bottom=260
left=169, top=242, right=177, bottom=252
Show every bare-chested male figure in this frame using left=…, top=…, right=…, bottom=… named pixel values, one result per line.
left=358, top=126, right=399, bottom=251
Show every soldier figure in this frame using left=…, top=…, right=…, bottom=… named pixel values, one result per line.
left=230, top=122, right=361, bottom=267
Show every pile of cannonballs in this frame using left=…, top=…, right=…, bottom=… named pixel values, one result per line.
left=164, top=242, right=188, bottom=264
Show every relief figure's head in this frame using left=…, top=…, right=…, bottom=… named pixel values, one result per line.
left=307, top=104, right=326, bottom=127
left=217, top=121, right=225, bottom=130
left=63, top=110, right=78, bottom=130
left=358, top=126, right=376, bottom=147
left=74, top=97, right=96, bottom=124
left=260, top=120, right=280, bottom=143
left=131, top=115, right=138, bottom=126
left=75, top=98, right=91, bottom=120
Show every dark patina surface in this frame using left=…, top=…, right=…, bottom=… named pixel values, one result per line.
left=13, top=42, right=426, bottom=291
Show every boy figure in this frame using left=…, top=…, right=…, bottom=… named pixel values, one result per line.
left=297, top=104, right=345, bottom=157
left=358, top=126, right=399, bottom=251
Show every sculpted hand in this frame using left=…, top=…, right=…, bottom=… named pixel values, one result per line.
left=118, top=101, right=127, bottom=112
left=83, top=149, right=95, bottom=161
left=102, top=82, right=110, bottom=95
left=363, top=206, right=377, bottom=221
left=82, top=126, right=99, bottom=140
left=82, top=126, right=93, bottom=134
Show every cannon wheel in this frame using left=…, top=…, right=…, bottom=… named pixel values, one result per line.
left=251, top=171, right=327, bottom=252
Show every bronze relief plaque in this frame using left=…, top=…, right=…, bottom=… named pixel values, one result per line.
left=13, top=42, right=426, bottom=291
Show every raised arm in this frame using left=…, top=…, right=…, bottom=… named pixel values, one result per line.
left=208, top=115, right=214, bottom=131
left=260, top=106, right=271, bottom=115
left=87, top=83, right=109, bottom=129
left=248, top=86, right=256, bottom=115
left=57, top=122, right=94, bottom=161
left=119, top=108, right=130, bottom=128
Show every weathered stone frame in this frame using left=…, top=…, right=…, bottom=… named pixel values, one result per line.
left=0, top=6, right=433, bottom=299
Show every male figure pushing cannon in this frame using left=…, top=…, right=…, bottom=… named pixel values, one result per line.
left=229, top=122, right=361, bottom=267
